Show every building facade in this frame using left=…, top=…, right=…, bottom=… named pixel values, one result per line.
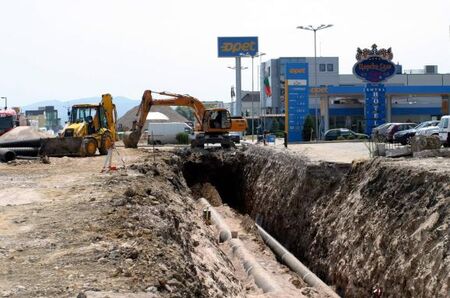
left=25, top=106, right=61, bottom=131
left=260, top=57, right=450, bottom=135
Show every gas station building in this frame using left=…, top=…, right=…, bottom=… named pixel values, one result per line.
left=260, top=57, right=450, bottom=134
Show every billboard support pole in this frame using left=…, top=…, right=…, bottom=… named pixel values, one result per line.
left=235, top=56, right=242, bottom=117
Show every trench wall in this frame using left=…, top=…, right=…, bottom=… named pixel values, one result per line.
left=181, top=147, right=450, bottom=297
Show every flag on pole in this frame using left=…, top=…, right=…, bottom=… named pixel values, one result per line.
left=231, top=86, right=235, bottom=99
left=263, top=76, right=272, bottom=97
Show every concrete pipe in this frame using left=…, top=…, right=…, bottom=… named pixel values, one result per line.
left=229, top=238, right=280, bottom=293
left=255, top=224, right=340, bottom=298
left=199, top=198, right=279, bottom=293
left=199, top=197, right=231, bottom=242
left=0, top=148, right=16, bottom=162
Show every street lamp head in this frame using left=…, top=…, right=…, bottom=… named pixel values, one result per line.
left=298, top=24, right=333, bottom=31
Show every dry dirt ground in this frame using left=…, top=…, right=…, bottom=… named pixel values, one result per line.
left=0, top=147, right=321, bottom=298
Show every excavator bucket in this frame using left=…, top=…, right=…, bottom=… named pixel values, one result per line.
left=40, top=137, right=84, bottom=157
left=123, top=131, right=140, bottom=148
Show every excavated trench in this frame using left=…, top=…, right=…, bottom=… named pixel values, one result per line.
left=180, top=146, right=450, bottom=297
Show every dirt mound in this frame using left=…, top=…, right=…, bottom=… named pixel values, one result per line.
left=190, top=182, right=223, bottom=206
left=0, top=150, right=244, bottom=297
left=0, top=126, right=52, bottom=141
left=181, top=147, right=450, bottom=297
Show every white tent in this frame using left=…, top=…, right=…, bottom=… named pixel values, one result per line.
left=146, top=112, right=169, bottom=121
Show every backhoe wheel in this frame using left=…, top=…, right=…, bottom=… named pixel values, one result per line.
left=82, top=138, right=97, bottom=157
left=99, top=133, right=113, bottom=155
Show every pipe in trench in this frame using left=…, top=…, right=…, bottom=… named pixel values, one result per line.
left=0, top=148, right=16, bottom=162
left=199, top=198, right=280, bottom=294
left=256, top=223, right=340, bottom=298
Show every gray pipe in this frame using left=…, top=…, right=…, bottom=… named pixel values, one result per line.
left=199, top=197, right=231, bottom=242
left=199, top=198, right=279, bottom=293
left=0, top=148, right=16, bottom=162
left=255, top=224, right=340, bottom=298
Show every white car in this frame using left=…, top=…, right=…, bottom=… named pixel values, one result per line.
left=437, top=115, right=450, bottom=146
left=416, top=120, right=440, bottom=137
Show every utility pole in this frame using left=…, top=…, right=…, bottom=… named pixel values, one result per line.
left=297, top=24, right=333, bottom=140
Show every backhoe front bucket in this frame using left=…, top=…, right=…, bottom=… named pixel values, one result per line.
left=40, top=138, right=84, bottom=157
left=123, top=131, right=140, bottom=148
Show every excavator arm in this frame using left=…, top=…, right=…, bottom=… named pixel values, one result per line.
left=123, top=90, right=206, bottom=148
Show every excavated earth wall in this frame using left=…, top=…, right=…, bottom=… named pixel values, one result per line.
left=181, top=146, right=450, bottom=297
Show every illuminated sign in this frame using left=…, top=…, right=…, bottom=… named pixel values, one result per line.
left=217, top=37, right=258, bottom=57
left=286, top=63, right=309, bottom=142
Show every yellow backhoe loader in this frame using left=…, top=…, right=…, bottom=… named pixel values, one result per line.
left=40, top=94, right=118, bottom=156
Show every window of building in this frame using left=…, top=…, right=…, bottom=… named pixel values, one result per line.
left=319, top=64, right=326, bottom=72
left=327, top=64, right=334, bottom=72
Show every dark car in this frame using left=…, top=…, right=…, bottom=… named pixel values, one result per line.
left=371, top=123, right=393, bottom=141
left=386, top=123, right=417, bottom=142
left=324, top=128, right=369, bottom=141
left=393, top=120, right=440, bottom=145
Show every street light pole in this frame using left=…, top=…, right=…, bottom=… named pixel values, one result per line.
left=228, top=66, right=248, bottom=116
left=1, top=97, right=7, bottom=110
left=257, top=53, right=266, bottom=132
left=297, top=24, right=333, bottom=140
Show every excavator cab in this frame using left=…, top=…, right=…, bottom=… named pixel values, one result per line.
left=205, top=109, right=231, bottom=130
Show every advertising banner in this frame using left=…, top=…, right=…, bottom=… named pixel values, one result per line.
left=217, top=37, right=258, bottom=57
left=285, top=63, right=309, bottom=142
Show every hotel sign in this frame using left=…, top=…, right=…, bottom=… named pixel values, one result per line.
left=353, top=44, right=396, bottom=83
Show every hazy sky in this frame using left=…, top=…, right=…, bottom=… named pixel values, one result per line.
left=1, top=0, right=449, bottom=106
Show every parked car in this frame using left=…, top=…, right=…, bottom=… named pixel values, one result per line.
left=324, top=128, right=368, bottom=141
left=385, top=123, right=416, bottom=142
left=437, top=115, right=450, bottom=147
left=416, top=122, right=440, bottom=137
left=371, top=123, right=394, bottom=141
left=393, top=120, right=440, bottom=145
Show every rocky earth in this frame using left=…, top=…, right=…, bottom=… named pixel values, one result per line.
left=0, top=150, right=243, bottom=297
left=181, top=146, right=450, bottom=297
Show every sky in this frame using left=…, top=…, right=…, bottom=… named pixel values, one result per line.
left=0, top=0, right=449, bottom=106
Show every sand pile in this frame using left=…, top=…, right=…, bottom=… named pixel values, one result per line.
left=0, top=126, right=53, bottom=141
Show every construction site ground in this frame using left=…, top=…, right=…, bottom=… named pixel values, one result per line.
left=0, top=147, right=322, bottom=297
left=0, top=143, right=449, bottom=297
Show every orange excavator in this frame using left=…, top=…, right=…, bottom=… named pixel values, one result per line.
left=123, top=90, right=247, bottom=149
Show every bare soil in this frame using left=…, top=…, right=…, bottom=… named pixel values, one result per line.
left=0, top=149, right=243, bottom=297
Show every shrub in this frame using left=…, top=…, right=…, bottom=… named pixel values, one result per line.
left=302, top=115, right=314, bottom=141
left=274, top=131, right=285, bottom=138
left=176, top=132, right=189, bottom=144
left=337, top=136, right=345, bottom=140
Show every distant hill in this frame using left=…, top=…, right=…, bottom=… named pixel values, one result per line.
left=21, top=96, right=140, bottom=124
